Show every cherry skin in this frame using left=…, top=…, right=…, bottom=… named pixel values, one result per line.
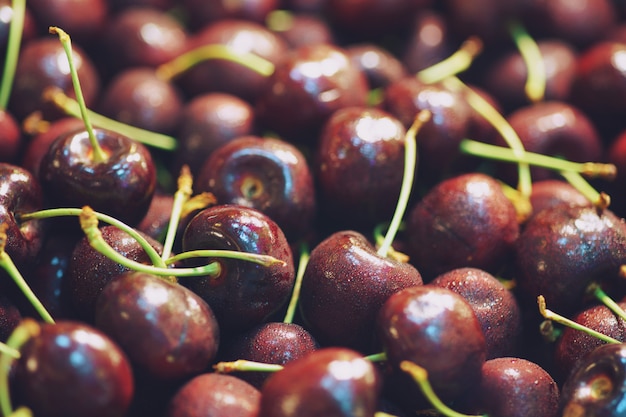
left=346, top=43, right=408, bottom=89
left=299, top=230, right=423, bottom=353
left=560, top=343, right=626, bottom=417
left=259, top=347, right=381, bottom=417
left=314, top=106, right=408, bottom=229
left=167, top=373, right=261, bottom=417
left=181, top=0, right=279, bottom=28
left=529, top=179, right=592, bottom=218
left=0, top=109, right=21, bottom=163
left=94, top=271, right=220, bottom=381
left=39, top=126, right=157, bottom=227
left=12, top=320, right=134, bottom=417
left=405, top=172, right=520, bottom=280
left=401, top=10, right=452, bottom=74
left=269, top=13, right=335, bottom=49
left=377, top=284, right=487, bottom=402
left=195, top=135, right=316, bottom=240
left=0, top=293, right=21, bottom=341
left=180, top=205, right=295, bottom=335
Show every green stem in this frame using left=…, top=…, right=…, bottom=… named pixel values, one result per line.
left=559, top=170, right=611, bottom=210
left=164, top=250, right=286, bottom=268
left=155, top=44, right=275, bottom=81
left=509, top=21, right=545, bottom=103
left=161, top=166, right=193, bottom=261
left=20, top=207, right=165, bottom=269
left=364, top=351, right=387, bottom=363
left=0, top=319, right=40, bottom=417
left=400, top=361, right=486, bottom=417
left=0, top=0, right=26, bottom=110
left=0, top=342, right=19, bottom=360
left=417, top=37, right=483, bottom=85
left=49, top=27, right=106, bottom=163
left=538, top=295, right=620, bottom=344
left=283, top=242, right=309, bottom=324
left=377, top=110, right=430, bottom=258
left=43, top=87, right=177, bottom=151
left=588, top=283, right=626, bottom=323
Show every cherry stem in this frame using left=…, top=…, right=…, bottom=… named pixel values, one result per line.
left=0, top=0, right=26, bottom=110
left=0, top=343, right=19, bottom=360
left=537, top=295, right=621, bottom=344
left=20, top=207, right=165, bottom=269
left=443, top=76, right=533, bottom=217
left=559, top=170, right=611, bottom=210
left=265, top=9, right=294, bottom=32
left=400, top=361, right=486, bottom=417
left=498, top=181, right=534, bottom=224
left=417, top=37, right=483, bottom=84
left=49, top=27, right=106, bottom=163
left=588, top=282, right=626, bottom=323
left=373, top=222, right=409, bottom=262
left=508, top=21, right=545, bottom=103
left=0, top=224, right=54, bottom=324
left=164, top=250, right=286, bottom=268
left=459, top=139, right=617, bottom=180
left=283, top=242, right=309, bottom=324
left=364, top=351, right=387, bottom=363
left=0, top=318, right=40, bottom=417
left=377, top=109, right=431, bottom=258
left=42, top=87, right=178, bottom=151
left=155, top=44, right=275, bottom=82
left=161, top=166, right=193, bottom=261
left=213, top=359, right=284, bottom=374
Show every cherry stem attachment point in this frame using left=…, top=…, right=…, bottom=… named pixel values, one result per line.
left=373, top=222, right=409, bottom=262
left=42, top=87, right=178, bottom=151
left=155, top=44, right=275, bottom=82
left=537, top=295, right=621, bottom=344
left=377, top=109, right=430, bottom=258
left=508, top=21, right=545, bottom=103
left=559, top=170, right=611, bottom=210
left=0, top=0, right=26, bottom=110
left=417, top=36, right=483, bottom=85
left=49, top=26, right=106, bottom=163
left=282, top=242, right=309, bottom=324
left=400, top=361, right=486, bottom=417
left=588, top=282, right=626, bottom=323
left=161, top=166, right=193, bottom=261
left=0, top=224, right=54, bottom=324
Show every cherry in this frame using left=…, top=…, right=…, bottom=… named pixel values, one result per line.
left=195, top=135, right=316, bottom=240
left=0, top=110, right=21, bottom=163
left=258, top=347, right=381, bottom=417
left=94, top=271, right=220, bottom=381
left=136, top=190, right=175, bottom=242
left=11, top=319, right=134, bottom=417
left=167, top=373, right=261, bottom=417
left=181, top=0, right=279, bottom=28
left=377, top=284, right=487, bottom=402
left=0, top=293, right=21, bottom=341
left=560, top=343, right=626, bottom=416
left=346, top=43, right=408, bottom=89
left=530, top=179, right=592, bottom=217
left=179, top=204, right=295, bottom=335
left=431, top=267, right=522, bottom=359
left=299, top=230, right=423, bottom=352
left=172, top=92, right=256, bottom=177
left=267, top=11, right=335, bottom=49
left=405, top=172, right=520, bottom=280
left=515, top=204, right=626, bottom=314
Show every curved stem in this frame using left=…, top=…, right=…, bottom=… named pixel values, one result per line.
left=164, top=250, right=286, bottom=268
left=377, top=110, right=430, bottom=258
left=0, top=224, right=54, bottom=324
left=0, top=0, right=26, bottom=110
left=509, top=21, right=545, bottom=103
left=588, top=283, right=626, bottom=323
left=155, top=44, right=275, bottom=81
left=43, top=87, right=178, bottom=151
left=401, top=361, right=486, bottom=417
left=49, top=27, right=106, bottom=163
left=161, top=166, right=193, bottom=261
left=20, top=207, right=165, bottom=269
left=538, top=295, right=620, bottom=344
left=417, top=37, right=483, bottom=85
left=283, top=242, right=309, bottom=324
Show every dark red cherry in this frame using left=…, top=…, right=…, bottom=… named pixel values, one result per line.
left=180, top=205, right=295, bottom=334
left=26, top=0, right=109, bottom=43
left=405, top=172, right=520, bottom=280
left=9, top=37, right=100, bottom=121
left=12, top=320, right=134, bottom=417
left=377, top=284, right=487, bottom=401
left=182, top=0, right=279, bottom=28
left=0, top=109, right=21, bottom=163
left=223, top=321, right=319, bottom=389
left=299, top=230, right=423, bottom=352
left=39, top=127, right=157, bottom=227
left=0, top=293, right=21, bottom=341
left=167, top=373, right=261, bottom=417
left=269, top=12, right=335, bottom=49
left=136, top=190, right=174, bottom=242
left=255, top=42, right=369, bottom=143
left=560, top=343, right=626, bottom=417
left=515, top=204, right=626, bottom=314
left=315, top=106, right=408, bottom=228
left=401, top=10, right=452, bottom=74
left=259, top=347, right=381, bottom=417
left=97, top=67, right=183, bottom=134
left=172, top=92, right=256, bottom=177
left=95, top=271, right=220, bottom=381
left=195, top=135, right=316, bottom=240
left=346, top=44, right=408, bottom=89
left=530, top=179, right=592, bottom=217
left=431, top=267, right=523, bottom=359
left=67, top=225, right=164, bottom=323
left=442, top=0, right=524, bottom=44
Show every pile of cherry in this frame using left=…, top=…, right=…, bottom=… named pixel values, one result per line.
left=3, top=0, right=626, bottom=416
